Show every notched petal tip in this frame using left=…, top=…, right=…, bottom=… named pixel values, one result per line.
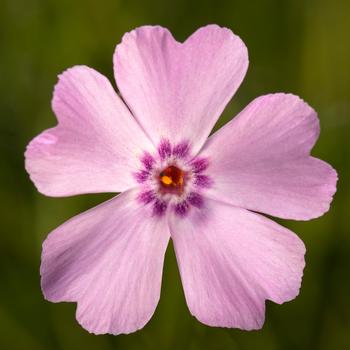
left=25, top=63, right=154, bottom=197
left=201, top=92, right=336, bottom=221
left=113, top=23, right=249, bottom=153
left=171, top=200, right=307, bottom=331
left=39, top=191, right=169, bottom=336
left=187, top=230, right=306, bottom=331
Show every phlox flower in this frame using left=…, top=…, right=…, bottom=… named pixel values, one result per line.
left=25, top=25, right=337, bottom=335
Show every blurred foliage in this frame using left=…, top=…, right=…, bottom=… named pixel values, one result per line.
left=1, top=0, right=349, bottom=349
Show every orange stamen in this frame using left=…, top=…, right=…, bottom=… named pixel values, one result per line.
left=160, top=165, right=184, bottom=188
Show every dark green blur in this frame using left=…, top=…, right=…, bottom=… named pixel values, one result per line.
left=1, top=0, right=349, bottom=349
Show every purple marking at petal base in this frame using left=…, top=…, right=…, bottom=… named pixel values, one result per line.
left=138, top=190, right=155, bottom=204
left=194, top=174, right=213, bottom=188
left=173, top=142, right=190, bottom=158
left=134, top=170, right=150, bottom=183
left=191, top=158, right=209, bottom=173
left=158, top=139, right=172, bottom=160
left=175, top=201, right=190, bottom=217
left=141, top=152, right=155, bottom=171
left=153, top=199, right=167, bottom=216
left=187, top=192, right=204, bottom=208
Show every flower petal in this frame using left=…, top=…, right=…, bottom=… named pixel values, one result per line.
left=41, top=190, right=170, bottom=335
left=200, top=93, right=337, bottom=220
left=169, top=199, right=305, bottom=330
left=113, top=25, right=248, bottom=154
left=25, top=66, right=153, bottom=197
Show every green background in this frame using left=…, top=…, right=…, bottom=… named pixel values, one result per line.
left=1, top=0, right=349, bottom=349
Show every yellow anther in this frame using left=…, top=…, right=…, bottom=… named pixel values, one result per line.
left=161, top=175, right=173, bottom=185
left=159, top=165, right=184, bottom=190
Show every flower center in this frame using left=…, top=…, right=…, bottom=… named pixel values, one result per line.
left=159, top=165, right=184, bottom=192
left=135, top=139, right=212, bottom=216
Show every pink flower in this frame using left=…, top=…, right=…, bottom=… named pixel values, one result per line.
left=25, top=25, right=337, bottom=335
